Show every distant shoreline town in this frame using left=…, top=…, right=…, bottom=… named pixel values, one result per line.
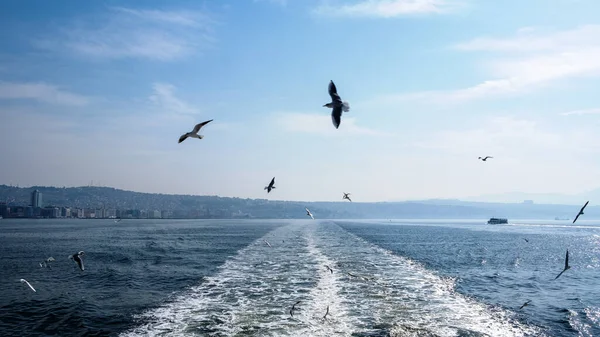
left=0, top=189, right=252, bottom=220
left=0, top=184, right=597, bottom=220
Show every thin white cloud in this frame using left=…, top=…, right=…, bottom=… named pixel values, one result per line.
left=0, top=81, right=88, bottom=106
left=149, top=83, right=198, bottom=115
left=273, top=112, right=392, bottom=137
left=560, top=108, right=600, bottom=116
left=454, top=25, right=600, bottom=52
left=416, top=116, right=600, bottom=156
left=313, top=0, right=463, bottom=18
left=385, top=24, right=600, bottom=103
left=35, top=7, right=216, bottom=61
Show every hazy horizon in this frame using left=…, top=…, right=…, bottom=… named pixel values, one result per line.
left=2, top=1, right=600, bottom=202
left=0, top=183, right=596, bottom=205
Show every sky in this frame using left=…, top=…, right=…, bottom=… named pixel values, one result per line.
left=1, top=0, right=600, bottom=203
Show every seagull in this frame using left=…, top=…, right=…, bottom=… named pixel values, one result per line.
left=40, top=257, right=55, bottom=269
left=573, top=201, right=589, bottom=224
left=263, top=239, right=272, bottom=247
left=343, top=193, right=352, bottom=202
left=323, top=80, right=350, bottom=129
left=323, top=305, right=330, bottom=320
left=305, top=207, right=314, bottom=220
left=325, top=265, right=333, bottom=274
left=69, top=251, right=85, bottom=271
left=554, top=249, right=571, bottom=280
left=114, top=218, right=122, bottom=223
left=523, top=238, right=529, bottom=243
left=178, top=119, right=213, bottom=143
left=478, top=156, right=493, bottom=161
left=20, top=279, right=36, bottom=292
left=290, top=300, right=301, bottom=317
left=264, top=177, right=276, bottom=193
left=519, top=300, right=531, bottom=310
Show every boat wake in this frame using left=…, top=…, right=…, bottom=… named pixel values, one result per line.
left=120, top=221, right=544, bottom=337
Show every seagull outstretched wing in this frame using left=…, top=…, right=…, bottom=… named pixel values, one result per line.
left=192, top=119, right=213, bottom=133
left=331, top=106, right=342, bottom=129
left=554, top=250, right=570, bottom=280
left=328, top=81, right=342, bottom=104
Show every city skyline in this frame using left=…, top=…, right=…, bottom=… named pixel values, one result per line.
left=2, top=1, right=600, bottom=202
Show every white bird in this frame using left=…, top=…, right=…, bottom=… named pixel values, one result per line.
left=69, top=251, right=85, bottom=271
left=178, top=120, right=213, bottom=143
left=40, top=257, right=55, bottom=268
left=263, top=239, right=272, bottom=247
left=305, top=207, right=314, bottom=220
left=323, top=80, right=350, bottom=129
left=20, top=279, right=36, bottom=292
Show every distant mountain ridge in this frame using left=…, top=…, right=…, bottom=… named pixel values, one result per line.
left=0, top=185, right=597, bottom=219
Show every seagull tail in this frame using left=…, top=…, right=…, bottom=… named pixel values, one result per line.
left=342, top=101, right=350, bottom=112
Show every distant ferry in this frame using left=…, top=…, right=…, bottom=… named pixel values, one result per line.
left=555, top=217, right=569, bottom=220
left=487, top=217, right=508, bottom=224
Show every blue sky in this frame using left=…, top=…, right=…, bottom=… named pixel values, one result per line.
left=2, top=0, right=600, bottom=202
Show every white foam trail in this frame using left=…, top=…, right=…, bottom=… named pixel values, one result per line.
left=120, top=223, right=325, bottom=337
left=289, top=229, right=355, bottom=336
left=312, top=222, right=545, bottom=337
left=121, top=221, right=544, bottom=337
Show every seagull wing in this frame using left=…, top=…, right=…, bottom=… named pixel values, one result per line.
left=192, top=119, right=213, bottom=134
left=554, top=269, right=566, bottom=280
left=328, top=81, right=342, bottom=103
left=331, top=106, right=342, bottom=129
left=573, top=213, right=581, bottom=224
left=269, top=177, right=275, bottom=188
left=178, top=134, right=189, bottom=143
left=20, top=279, right=36, bottom=292
left=580, top=201, right=589, bottom=214
left=565, top=250, right=569, bottom=269
left=73, top=255, right=84, bottom=271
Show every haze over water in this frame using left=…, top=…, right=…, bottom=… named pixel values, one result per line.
left=1, top=219, right=599, bottom=336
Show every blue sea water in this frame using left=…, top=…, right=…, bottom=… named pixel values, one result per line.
left=0, top=218, right=599, bottom=336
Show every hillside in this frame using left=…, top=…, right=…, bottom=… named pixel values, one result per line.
left=0, top=185, right=596, bottom=219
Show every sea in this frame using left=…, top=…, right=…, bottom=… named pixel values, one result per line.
left=0, top=218, right=599, bottom=337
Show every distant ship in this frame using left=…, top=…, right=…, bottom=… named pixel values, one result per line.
left=487, top=217, right=508, bottom=224
left=555, top=217, right=569, bottom=220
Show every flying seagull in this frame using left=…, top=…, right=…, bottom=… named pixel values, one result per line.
left=325, top=265, right=333, bottom=274
left=178, top=119, right=213, bottom=143
left=263, top=239, right=272, bottom=248
left=114, top=218, right=122, bottom=223
left=323, top=305, right=330, bottom=320
left=343, top=193, right=352, bottom=202
left=573, top=201, right=589, bottom=224
left=20, top=279, right=36, bottom=292
left=523, top=238, right=529, bottom=243
left=478, top=156, right=493, bottom=161
left=40, top=257, right=55, bottom=269
left=323, top=80, right=350, bottom=129
left=290, top=300, right=301, bottom=317
left=554, top=249, right=571, bottom=280
left=519, top=300, right=531, bottom=310
left=305, top=207, right=314, bottom=220
left=264, top=177, right=276, bottom=193
left=69, top=251, right=85, bottom=271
